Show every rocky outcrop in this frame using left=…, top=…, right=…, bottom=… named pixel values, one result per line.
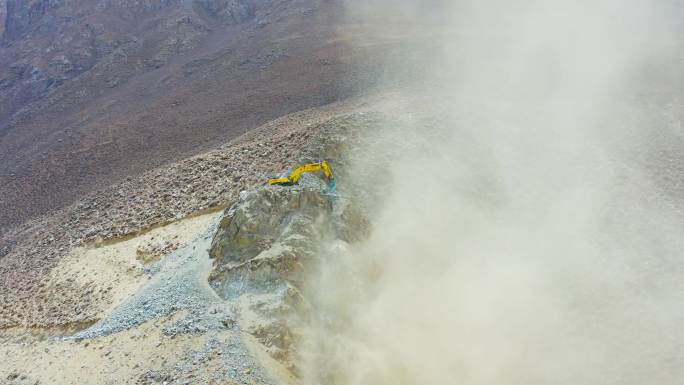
left=0, top=0, right=7, bottom=39
left=208, top=110, right=379, bottom=296
left=210, top=184, right=332, bottom=267
left=208, top=181, right=333, bottom=371
left=208, top=168, right=369, bottom=372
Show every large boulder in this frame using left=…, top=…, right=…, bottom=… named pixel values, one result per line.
left=208, top=172, right=370, bottom=372
left=209, top=178, right=334, bottom=293
left=208, top=178, right=336, bottom=371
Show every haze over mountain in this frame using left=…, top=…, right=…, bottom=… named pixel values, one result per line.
left=2, top=1, right=684, bottom=384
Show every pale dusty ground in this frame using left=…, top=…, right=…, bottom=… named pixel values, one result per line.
left=0, top=213, right=219, bottom=384
left=49, top=212, right=222, bottom=323
left=0, top=211, right=299, bottom=385
left=1, top=314, right=204, bottom=385
left=0, top=314, right=296, bottom=385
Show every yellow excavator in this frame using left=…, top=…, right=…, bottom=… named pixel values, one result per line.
left=268, top=161, right=335, bottom=189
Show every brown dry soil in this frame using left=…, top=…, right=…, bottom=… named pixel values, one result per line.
left=0, top=0, right=415, bottom=230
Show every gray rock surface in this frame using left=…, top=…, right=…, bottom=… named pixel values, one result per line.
left=73, top=216, right=223, bottom=339
left=207, top=162, right=370, bottom=372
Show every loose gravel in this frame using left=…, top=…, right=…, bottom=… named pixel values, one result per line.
left=72, top=217, right=223, bottom=339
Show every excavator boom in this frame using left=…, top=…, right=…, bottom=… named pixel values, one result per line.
left=268, top=161, right=334, bottom=186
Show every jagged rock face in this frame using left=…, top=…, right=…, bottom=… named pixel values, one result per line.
left=209, top=182, right=334, bottom=291
left=208, top=173, right=370, bottom=372
left=209, top=181, right=336, bottom=371
left=0, top=0, right=7, bottom=38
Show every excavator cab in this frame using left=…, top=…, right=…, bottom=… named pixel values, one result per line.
left=268, top=161, right=335, bottom=190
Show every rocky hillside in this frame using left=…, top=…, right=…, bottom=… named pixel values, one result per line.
left=0, top=101, right=379, bottom=384
left=0, top=100, right=364, bottom=330
left=0, top=0, right=392, bottom=230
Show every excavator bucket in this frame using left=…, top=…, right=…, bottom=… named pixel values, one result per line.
left=327, top=179, right=337, bottom=192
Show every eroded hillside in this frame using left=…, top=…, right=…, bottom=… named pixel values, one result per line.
left=0, top=0, right=402, bottom=229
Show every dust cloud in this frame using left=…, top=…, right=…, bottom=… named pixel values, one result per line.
left=301, top=1, right=684, bottom=385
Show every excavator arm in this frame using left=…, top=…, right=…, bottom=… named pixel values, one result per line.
left=268, top=161, right=334, bottom=186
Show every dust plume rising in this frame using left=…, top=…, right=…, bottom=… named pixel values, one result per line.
left=301, top=1, right=684, bottom=385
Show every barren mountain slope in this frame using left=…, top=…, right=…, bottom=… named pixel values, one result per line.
left=0, top=0, right=395, bottom=230
left=0, top=98, right=365, bottom=330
